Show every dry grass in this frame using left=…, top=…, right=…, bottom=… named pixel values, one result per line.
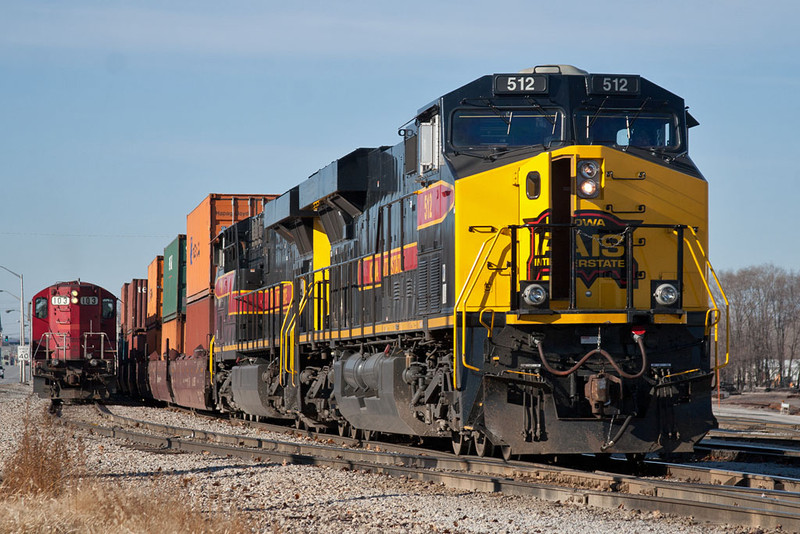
left=0, top=400, right=83, bottom=497
left=0, top=483, right=252, bottom=534
left=0, top=402, right=252, bottom=534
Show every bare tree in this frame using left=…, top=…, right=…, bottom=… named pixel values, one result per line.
left=720, top=265, right=800, bottom=389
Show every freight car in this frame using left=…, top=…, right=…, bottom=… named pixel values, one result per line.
left=31, top=281, right=117, bottom=408
left=137, top=65, right=729, bottom=460
left=117, top=279, right=150, bottom=400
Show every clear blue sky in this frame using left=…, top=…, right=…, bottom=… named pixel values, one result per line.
left=1, top=0, right=798, bottom=327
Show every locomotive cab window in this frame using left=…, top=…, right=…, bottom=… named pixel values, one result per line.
left=451, top=109, right=562, bottom=148
left=34, top=297, right=47, bottom=319
left=577, top=110, right=679, bottom=149
left=102, top=298, right=115, bottom=319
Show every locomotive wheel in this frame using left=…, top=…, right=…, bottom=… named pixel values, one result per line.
left=451, top=433, right=471, bottom=456
left=349, top=425, right=361, bottom=440
left=363, top=430, right=373, bottom=441
left=337, top=422, right=348, bottom=437
left=473, top=433, right=494, bottom=458
left=500, top=444, right=514, bottom=461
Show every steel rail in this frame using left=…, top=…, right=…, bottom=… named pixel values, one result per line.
left=100, top=404, right=800, bottom=491
left=57, top=405, right=800, bottom=531
left=697, top=438, right=800, bottom=460
left=716, top=415, right=800, bottom=434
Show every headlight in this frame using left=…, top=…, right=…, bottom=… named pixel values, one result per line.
left=653, top=283, right=679, bottom=306
left=71, top=297, right=79, bottom=304
left=578, top=160, right=600, bottom=179
left=579, top=178, right=598, bottom=196
left=522, top=283, right=547, bottom=306
left=577, top=159, right=601, bottom=198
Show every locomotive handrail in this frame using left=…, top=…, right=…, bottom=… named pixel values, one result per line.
left=34, top=332, right=68, bottom=360
left=478, top=308, right=497, bottom=339
left=233, top=280, right=294, bottom=353
left=511, top=221, right=700, bottom=313
left=652, top=229, right=729, bottom=382
left=209, top=336, right=215, bottom=381
left=308, top=267, right=331, bottom=344
left=278, top=289, right=295, bottom=387
left=682, top=227, right=730, bottom=373
left=32, top=332, right=64, bottom=361
left=453, top=227, right=510, bottom=389
left=280, top=278, right=319, bottom=387
left=81, top=331, right=117, bottom=360
left=292, top=279, right=318, bottom=382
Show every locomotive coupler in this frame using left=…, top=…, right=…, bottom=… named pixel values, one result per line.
left=584, top=372, right=622, bottom=417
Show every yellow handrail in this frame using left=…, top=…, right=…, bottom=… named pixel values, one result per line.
left=663, top=228, right=730, bottom=380
left=278, top=294, right=294, bottom=387
left=685, top=227, right=730, bottom=372
left=280, top=279, right=318, bottom=387
left=452, top=228, right=509, bottom=389
left=209, top=336, right=215, bottom=381
left=479, top=308, right=496, bottom=338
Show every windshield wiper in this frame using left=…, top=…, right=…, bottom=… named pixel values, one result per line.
left=451, top=149, right=496, bottom=161
left=452, top=144, right=546, bottom=162
left=585, top=96, right=609, bottom=131
left=624, top=97, right=652, bottom=141
left=523, top=96, right=557, bottom=129
left=460, top=98, right=512, bottom=126
left=480, top=144, right=550, bottom=161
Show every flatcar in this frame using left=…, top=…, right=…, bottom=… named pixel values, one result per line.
left=141, top=64, right=729, bottom=460
left=31, top=281, right=118, bottom=406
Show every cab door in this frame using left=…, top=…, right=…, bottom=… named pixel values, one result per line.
left=517, top=153, right=573, bottom=306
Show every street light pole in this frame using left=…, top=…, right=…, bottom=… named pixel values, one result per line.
left=0, top=266, right=26, bottom=384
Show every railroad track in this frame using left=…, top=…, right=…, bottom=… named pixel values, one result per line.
left=700, top=417, right=800, bottom=462
left=716, top=415, right=800, bottom=435
left=58, top=404, right=800, bottom=531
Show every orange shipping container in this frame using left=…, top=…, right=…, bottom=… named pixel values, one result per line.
left=146, top=256, right=164, bottom=326
left=186, top=194, right=277, bottom=303
left=161, top=316, right=185, bottom=356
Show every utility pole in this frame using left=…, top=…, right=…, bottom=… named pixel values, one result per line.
left=0, top=266, right=26, bottom=383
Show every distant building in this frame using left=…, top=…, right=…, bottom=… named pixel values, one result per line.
left=1, top=345, right=13, bottom=366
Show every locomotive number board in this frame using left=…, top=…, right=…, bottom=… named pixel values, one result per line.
left=493, top=74, right=548, bottom=95
left=49, top=295, right=99, bottom=305
left=588, top=74, right=641, bottom=95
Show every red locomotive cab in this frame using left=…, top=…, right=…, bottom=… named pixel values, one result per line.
left=32, top=283, right=115, bottom=362
left=31, top=281, right=118, bottom=402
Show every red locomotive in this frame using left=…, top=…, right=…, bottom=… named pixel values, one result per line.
left=31, top=281, right=118, bottom=406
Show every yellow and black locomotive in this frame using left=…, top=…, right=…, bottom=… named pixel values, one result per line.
left=211, top=65, right=727, bottom=458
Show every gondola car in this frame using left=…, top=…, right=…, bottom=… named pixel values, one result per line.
left=31, top=280, right=117, bottom=405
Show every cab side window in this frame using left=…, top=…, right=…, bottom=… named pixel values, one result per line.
left=102, top=298, right=115, bottom=320
left=35, top=297, right=47, bottom=319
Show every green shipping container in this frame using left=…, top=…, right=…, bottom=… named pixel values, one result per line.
left=162, top=234, right=187, bottom=321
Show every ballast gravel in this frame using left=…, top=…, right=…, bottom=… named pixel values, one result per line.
left=0, top=384, right=773, bottom=534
